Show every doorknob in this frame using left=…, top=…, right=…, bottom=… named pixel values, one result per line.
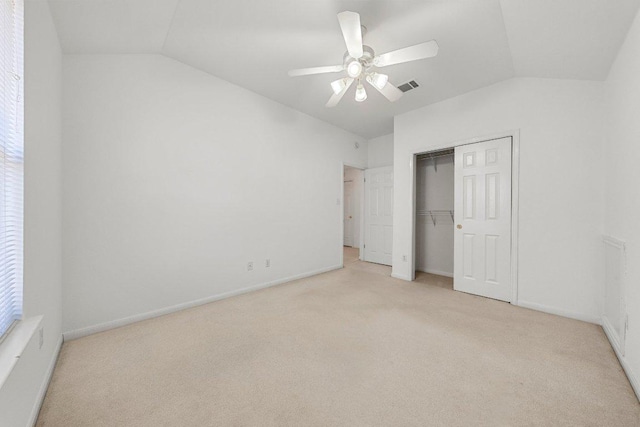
left=456, top=224, right=462, bottom=229
left=349, top=216, right=353, bottom=219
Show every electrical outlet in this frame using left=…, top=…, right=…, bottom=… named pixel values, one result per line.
left=247, top=261, right=254, bottom=271
left=402, top=255, right=408, bottom=262
left=265, top=259, right=270, bottom=268
left=38, top=327, right=44, bottom=349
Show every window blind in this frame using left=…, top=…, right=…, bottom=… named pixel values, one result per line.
left=0, top=0, right=24, bottom=339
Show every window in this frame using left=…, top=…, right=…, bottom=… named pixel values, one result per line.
left=0, top=0, right=24, bottom=340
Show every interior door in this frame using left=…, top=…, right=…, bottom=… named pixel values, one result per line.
left=364, top=166, right=393, bottom=265
left=343, top=181, right=354, bottom=247
left=454, top=137, right=512, bottom=301
left=603, top=236, right=626, bottom=356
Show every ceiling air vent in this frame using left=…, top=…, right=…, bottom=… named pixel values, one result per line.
left=398, top=80, right=420, bottom=93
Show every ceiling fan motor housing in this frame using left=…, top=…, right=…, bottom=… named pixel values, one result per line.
left=343, top=45, right=375, bottom=78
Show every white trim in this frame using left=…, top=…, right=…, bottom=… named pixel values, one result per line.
left=602, top=316, right=623, bottom=362
left=603, top=235, right=627, bottom=250
left=27, top=335, right=63, bottom=427
left=517, top=300, right=601, bottom=325
left=416, top=269, right=454, bottom=278
left=510, top=133, right=521, bottom=304
left=602, top=318, right=640, bottom=402
left=407, top=130, right=520, bottom=304
left=339, top=163, right=344, bottom=267
left=63, top=264, right=343, bottom=341
left=358, top=169, right=365, bottom=261
left=410, top=156, right=418, bottom=281
left=0, top=315, right=42, bottom=389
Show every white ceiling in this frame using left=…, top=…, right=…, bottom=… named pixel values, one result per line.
left=47, top=0, right=640, bottom=138
left=501, top=0, right=640, bottom=80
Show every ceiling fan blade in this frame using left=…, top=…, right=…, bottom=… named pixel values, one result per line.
left=288, top=65, right=344, bottom=77
left=326, top=78, right=354, bottom=108
left=374, top=40, right=439, bottom=67
left=337, top=11, right=363, bottom=59
left=365, top=77, right=403, bottom=102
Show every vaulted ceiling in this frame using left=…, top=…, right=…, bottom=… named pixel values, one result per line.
left=47, top=0, right=640, bottom=138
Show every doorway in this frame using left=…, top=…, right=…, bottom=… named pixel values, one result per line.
left=343, top=165, right=364, bottom=264
left=412, top=135, right=518, bottom=303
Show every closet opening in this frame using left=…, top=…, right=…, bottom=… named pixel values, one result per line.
left=414, top=148, right=455, bottom=290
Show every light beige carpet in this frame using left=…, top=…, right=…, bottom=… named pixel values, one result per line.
left=37, top=254, right=639, bottom=426
left=343, top=246, right=360, bottom=264
left=414, top=271, right=454, bottom=291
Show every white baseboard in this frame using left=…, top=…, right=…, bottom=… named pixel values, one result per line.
left=28, top=335, right=63, bottom=427
left=391, top=272, right=412, bottom=281
left=601, top=316, right=624, bottom=356
left=416, top=268, right=454, bottom=278
left=63, top=264, right=342, bottom=341
left=516, top=300, right=601, bottom=325
left=602, top=317, right=640, bottom=402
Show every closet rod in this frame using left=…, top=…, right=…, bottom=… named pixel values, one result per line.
left=416, top=149, right=454, bottom=162
left=416, top=211, right=454, bottom=217
left=417, top=149, right=454, bottom=171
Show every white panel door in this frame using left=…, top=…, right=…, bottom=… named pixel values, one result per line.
left=603, top=236, right=626, bottom=356
left=343, top=181, right=354, bottom=247
left=364, top=166, right=393, bottom=265
left=454, top=137, right=512, bottom=301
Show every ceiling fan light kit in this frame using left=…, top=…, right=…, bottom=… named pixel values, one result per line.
left=355, top=83, right=367, bottom=102
left=346, top=60, right=363, bottom=78
left=368, top=72, right=389, bottom=90
left=288, top=11, right=439, bottom=107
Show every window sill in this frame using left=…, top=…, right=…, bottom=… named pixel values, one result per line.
left=0, top=315, right=43, bottom=389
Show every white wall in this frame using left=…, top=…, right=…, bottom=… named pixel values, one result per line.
left=343, top=166, right=363, bottom=251
left=367, top=133, right=393, bottom=168
left=415, top=155, right=454, bottom=277
left=604, top=7, right=640, bottom=398
left=393, top=78, right=604, bottom=323
left=62, top=54, right=367, bottom=335
left=0, top=1, right=63, bottom=426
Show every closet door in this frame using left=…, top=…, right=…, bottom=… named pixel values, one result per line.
left=364, top=166, right=393, bottom=265
left=454, top=137, right=512, bottom=302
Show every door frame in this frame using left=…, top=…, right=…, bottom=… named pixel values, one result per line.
left=340, top=161, right=366, bottom=267
left=408, top=130, right=521, bottom=304
left=343, top=180, right=356, bottom=247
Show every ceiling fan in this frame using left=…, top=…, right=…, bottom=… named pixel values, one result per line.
left=288, top=11, right=439, bottom=107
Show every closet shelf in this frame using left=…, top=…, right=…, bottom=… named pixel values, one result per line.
left=416, top=210, right=454, bottom=226
left=416, top=149, right=454, bottom=172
